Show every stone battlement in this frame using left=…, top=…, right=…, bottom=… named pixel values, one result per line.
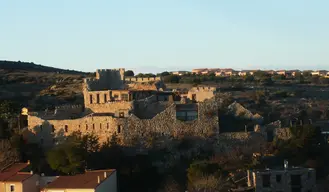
left=190, top=86, right=217, bottom=92
left=84, top=68, right=125, bottom=91
left=55, top=104, right=83, bottom=110
left=125, top=76, right=162, bottom=83
left=96, top=68, right=125, bottom=73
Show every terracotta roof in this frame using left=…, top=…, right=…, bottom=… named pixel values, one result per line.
left=0, top=163, right=32, bottom=182
left=44, top=169, right=116, bottom=189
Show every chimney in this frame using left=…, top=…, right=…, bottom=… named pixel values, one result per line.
left=104, top=172, right=107, bottom=178
left=97, top=176, right=100, bottom=184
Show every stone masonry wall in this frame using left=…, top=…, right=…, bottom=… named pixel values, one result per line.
left=25, top=114, right=126, bottom=147
left=26, top=98, right=220, bottom=148
left=125, top=77, right=162, bottom=83
left=274, top=127, right=292, bottom=140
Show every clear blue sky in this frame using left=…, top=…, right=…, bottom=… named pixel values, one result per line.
left=1, top=0, right=328, bottom=73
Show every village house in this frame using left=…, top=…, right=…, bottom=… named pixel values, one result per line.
left=311, top=70, right=328, bottom=77
left=0, top=162, right=40, bottom=192
left=191, top=68, right=207, bottom=74
left=247, top=161, right=316, bottom=192
left=41, top=169, right=117, bottom=192
left=171, top=71, right=189, bottom=76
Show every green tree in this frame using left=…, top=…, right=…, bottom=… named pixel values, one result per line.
left=124, top=70, right=134, bottom=77
left=187, top=161, right=230, bottom=191
left=160, top=71, right=170, bottom=76
left=47, top=141, right=85, bottom=175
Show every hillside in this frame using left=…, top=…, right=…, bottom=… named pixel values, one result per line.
left=0, top=60, right=91, bottom=111
left=0, top=60, right=85, bottom=74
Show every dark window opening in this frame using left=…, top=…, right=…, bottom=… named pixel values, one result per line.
left=192, top=94, right=196, bottom=101
left=107, top=123, right=109, bottom=129
left=104, top=94, right=107, bottom=103
left=114, top=94, right=119, bottom=99
left=64, top=125, right=68, bottom=132
left=86, top=124, right=88, bottom=130
left=291, top=175, right=301, bottom=186
left=121, top=94, right=129, bottom=101
left=10, top=185, right=14, bottom=192
left=276, top=175, right=282, bottom=183
left=89, top=94, right=93, bottom=104
left=267, top=131, right=274, bottom=142
left=119, top=112, right=124, bottom=118
left=100, top=123, right=102, bottom=129
left=176, top=111, right=198, bottom=121
left=96, top=94, right=100, bottom=104
left=117, top=125, right=121, bottom=133
left=93, top=124, right=95, bottom=130
left=51, top=125, right=55, bottom=133
left=262, top=174, right=270, bottom=188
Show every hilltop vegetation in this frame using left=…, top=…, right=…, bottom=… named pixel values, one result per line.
left=0, top=60, right=91, bottom=110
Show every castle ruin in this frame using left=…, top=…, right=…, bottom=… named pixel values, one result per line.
left=22, top=68, right=221, bottom=148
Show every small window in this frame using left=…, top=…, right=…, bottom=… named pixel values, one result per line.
left=93, top=124, right=95, bottom=130
left=262, top=174, right=270, bottom=187
left=121, top=94, right=129, bottom=101
left=64, top=125, right=68, bottom=132
left=89, top=94, right=93, bottom=104
left=104, top=94, right=107, bottom=103
left=96, top=93, right=100, bottom=103
left=119, top=112, right=124, bottom=118
left=276, top=175, right=282, bottom=183
left=107, top=123, right=109, bottom=129
left=86, top=124, right=88, bottom=130
left=10, top=184, right=15, bottom=192
left=117, top=125, right=121, bottom=133
left=100, top=123, right=102, bottom=129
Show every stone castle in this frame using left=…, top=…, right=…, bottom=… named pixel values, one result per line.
left=22, top=68, right=221, bottom=147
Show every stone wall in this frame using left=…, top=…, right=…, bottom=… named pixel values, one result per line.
left=84, top=69, right=125, bottom=91
left=25, top=114, right=127, bottom=147
left=25, top=98, right=220, bottom=148
left=125, top=76, right=162, bottom=83
left=216, top=132, right=266, bottom=154
left=252, top=168, right=316, bottom=192
left=186, top=86, right=217, bottom=102
left=85, top=101, right=133, bottom=114
left=274, top=127, right=292, bottom=140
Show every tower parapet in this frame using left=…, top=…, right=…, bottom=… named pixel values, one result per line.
left=84, top=68, right=125, bottom=91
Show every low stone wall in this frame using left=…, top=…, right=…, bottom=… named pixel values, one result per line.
left=216, top=132, right=266, bottom=154
left=274, top=127, right=292, bottom=140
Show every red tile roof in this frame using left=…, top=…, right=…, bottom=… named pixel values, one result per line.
left=0, top=163, right=32, bottom=182
left=44, top=169, right=116, bottom=189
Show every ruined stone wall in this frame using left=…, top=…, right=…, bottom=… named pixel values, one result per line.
left=123, top=98, right=220, bottom=145
left=26, top=98, right=220, bottom=148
